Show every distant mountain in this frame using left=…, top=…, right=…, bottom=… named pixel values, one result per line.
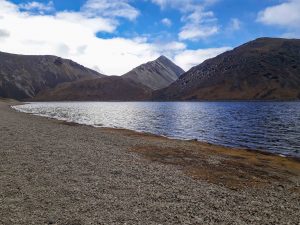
left=154, top=38, right=300, bottom=100
left=123, top=56, right=184, bottom=90
left=0, top=51, right=104, bottom=100
left=33, top=76, right=152, bottom=101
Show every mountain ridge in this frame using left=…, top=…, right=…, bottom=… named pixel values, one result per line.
left=123, top=55, right=184, bottom=90
left=154, top=38, right=300, bottom=100
left=33, top=76, right=152, bottom=101
left=0, top=51, right=104, bottom=100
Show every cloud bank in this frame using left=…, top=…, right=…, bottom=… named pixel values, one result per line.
left=0, top=0, right=230, bottom=75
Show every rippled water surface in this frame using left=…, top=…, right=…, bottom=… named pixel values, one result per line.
left=14, top=102, right=300, bottom=157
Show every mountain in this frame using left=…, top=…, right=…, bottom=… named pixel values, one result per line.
left=123, top=56, right=184, bottom=90
left=154, top=38, right=300, bottom=100
left=33, top=76, right=152, bottom=101
left=32, top=55, right=184, bottom=101
left=0, top=51, right=104, bottom=100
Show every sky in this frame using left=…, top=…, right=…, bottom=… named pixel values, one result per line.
left=0, top=0, right=299, bottom=75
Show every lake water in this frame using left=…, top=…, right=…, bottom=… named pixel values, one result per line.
left=13, top=102, right=300, bottom=157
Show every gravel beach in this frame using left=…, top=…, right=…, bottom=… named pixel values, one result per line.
left=0, top=100, right=299, bottom=225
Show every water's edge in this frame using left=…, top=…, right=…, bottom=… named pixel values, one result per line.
left=11, top=102, right=300, bottom=160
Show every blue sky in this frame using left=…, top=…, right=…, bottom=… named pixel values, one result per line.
left=1, top=0, right=300, bottom=74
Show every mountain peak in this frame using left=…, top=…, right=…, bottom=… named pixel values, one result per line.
left=156, top=55, right=175, bottom=66
left=123, top=56, right=184, bottom=90
left=157, top=55, right=169, bottom=61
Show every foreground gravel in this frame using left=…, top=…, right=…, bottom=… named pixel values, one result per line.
left=0, top=100, right=299, bottom=225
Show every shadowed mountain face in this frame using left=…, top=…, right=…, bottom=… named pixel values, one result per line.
left=123, top=56, right=185, bottom=90
left=154, top=38, right=300, bottom=100
left=0, top=52, right=104, bottom=100
left=33, top=76, right=152, bottom=101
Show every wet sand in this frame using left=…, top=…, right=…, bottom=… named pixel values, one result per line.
left=0, top=99, right=299, bottom=224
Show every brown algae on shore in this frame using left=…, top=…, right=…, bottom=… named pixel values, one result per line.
left=81, top=122, right=300, bottom=190
left=131, top=141, right=300, bottom=190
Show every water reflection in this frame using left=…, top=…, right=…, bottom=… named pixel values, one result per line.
left=14, top=101, right=300, bottom=157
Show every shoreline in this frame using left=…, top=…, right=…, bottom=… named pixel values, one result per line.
left=12, top=101, right=300, bottom=161
left=8, top=100, right=300, bottom=184
left=1, top=99, right=300, bottom=224
left=25, top=99, right=300, bottom=103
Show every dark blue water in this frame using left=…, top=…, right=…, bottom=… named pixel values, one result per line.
left=13, top=102, right=300, bottom=157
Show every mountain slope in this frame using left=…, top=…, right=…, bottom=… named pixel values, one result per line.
left=0, top=51, right=104, bottom=100
left=33, top=76, right=152, bottom=101
left=123, top=56, right=184, bottom=90
left=154, top=38, right=300, bottom=100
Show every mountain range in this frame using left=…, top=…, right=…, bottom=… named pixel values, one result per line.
left=33, top=55, right=183, bottom=101
left=155, top=38, right=300, bottom=100
left=0, top=37, right=299, bottom=101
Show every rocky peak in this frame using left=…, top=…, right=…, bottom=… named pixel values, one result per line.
left=123, top=56, right=184, bottom=90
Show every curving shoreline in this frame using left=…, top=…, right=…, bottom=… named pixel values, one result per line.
left=1, top=99, right=300, bottom=224
left=12, top=102, right=300, bottom=161
left=12, top=101, right=300, bottom=158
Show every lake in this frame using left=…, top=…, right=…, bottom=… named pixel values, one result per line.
left=13, top=101, right=300, bottom=157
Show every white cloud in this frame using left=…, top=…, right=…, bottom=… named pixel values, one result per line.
left=0, top=0, right=228, bottom=74
left=19, top=1, right=54, bottom=14
left=0, top=0, right=18, bottom=13
left=0, top=0, right=145, bottom=75
left=161, top=18, right=172, bottom=27
left=257, top=0, right=300, bottom=29
left=55, top=11, right=116, bottom=33
left=179, top=25, right=219, bottom=41
left=81, top=0, right=140, bottom=21
left=162, top=41, right=186, bottom=51
left=152, top=0, right=219, bottom=41
left=152, top=0, right=217, bottom=10
left=179, top=8, right=219, bottom=41
left=174, top=47, right=231, bottom=71
left=0, top=29, right=10, bottom=39
left=228, top=18, right=241, bottom=31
